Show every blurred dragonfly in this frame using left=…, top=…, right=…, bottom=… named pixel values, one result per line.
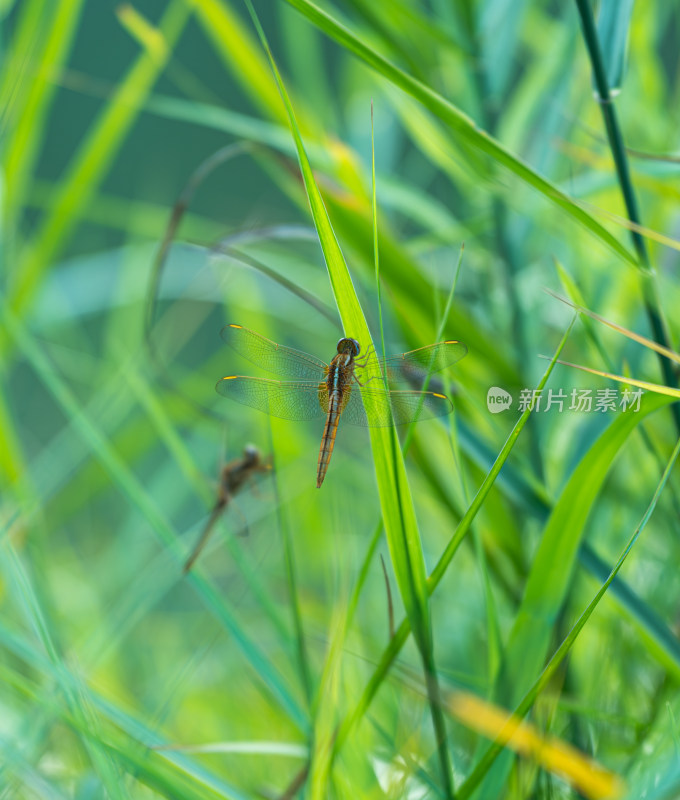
left=183, top=445, right=271, bottom=573
left=216, top=325, right=467, bottom=488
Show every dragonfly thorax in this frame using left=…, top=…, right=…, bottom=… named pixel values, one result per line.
left=336, top=337, right=360, bottom=357
left=242, top=444, right=260, bottom=465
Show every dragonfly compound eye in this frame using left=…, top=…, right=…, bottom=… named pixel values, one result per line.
left=337, top=337, right=361, bottom=356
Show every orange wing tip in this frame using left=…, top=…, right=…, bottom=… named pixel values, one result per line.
left=433, top=392, right=448, bottom=399
left=229, top=324, right=242, bottom=329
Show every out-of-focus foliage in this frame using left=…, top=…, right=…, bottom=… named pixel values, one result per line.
left=2, top=1, right=680, bottom=798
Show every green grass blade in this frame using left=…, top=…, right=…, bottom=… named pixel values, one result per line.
left=268, top=421, right=313, bottom=707
left=459, top=419, right=680, bottom=798
left=241, top=0, right=432, bottom=641
left=578, top=544, right=680, bottom=679
left=308, top=604, right=346, bottom=800
left=0, top=378, right=26, bottom=487
left=455, top=416, right=680, bottom=680
left=376, top=101, right=455, bottom=796
left=476, top=391, right=675, bottom=796
left=241, top=3, right=454, bottom=792
left=193, top=0, right=287, bottom=123
left=0, top=0, right=47, bottom=132
left=0, top=649, right=246, bottom=799
left=2, top=304, right=308, bottom=734
left=439, top=251, right=503, bottom=690
left=4, top=0, right=85, bottom=224
left=553, top=258, right=616, bottom=372
left=8, top=0, right=192, bottom=321
left=574, top=0, right=680, bottom=430
left=284, top=0, right=636, bottom=266
left=0, top=540, right=125, bottom=798
left=334, top=319, right=576, bottom=755
left=596, top=0, right=635, bottom=92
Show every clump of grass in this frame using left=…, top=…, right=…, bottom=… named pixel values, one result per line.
left=3, top=1, right=680, bottom=798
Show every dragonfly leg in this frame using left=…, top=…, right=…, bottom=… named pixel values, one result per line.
left=354, top=372, right=384, bottom=387
left=353, top=346, right=376, bottom=368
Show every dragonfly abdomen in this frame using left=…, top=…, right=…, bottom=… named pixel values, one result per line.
left=316, top=391, right=343, bottom=488
left=316, top=354, right=356, bottom=488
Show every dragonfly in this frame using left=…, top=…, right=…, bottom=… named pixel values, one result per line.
left=183, top=445, right=271, bottom=573
left=215, top=324, right=467, bottom=488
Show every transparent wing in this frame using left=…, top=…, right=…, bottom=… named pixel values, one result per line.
left=216, top=375, right=327, bottom=421
left=341, top=385, right=453, bottom=427
left=363, top=341, right=468, bottom=384
left=220, top=324, right=328, bottom=380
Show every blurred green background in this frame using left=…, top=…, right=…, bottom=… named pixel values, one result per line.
left=2, top=1, right=680, bottom=798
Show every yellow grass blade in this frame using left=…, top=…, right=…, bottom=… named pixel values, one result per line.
left=568, top=194, right=680, bottom=253
left=448, top=691, right=625, bottom=800
left=116, top=4, right=168, bottom=61
left=7, top=0, right=191, bottom=321
left=546, top=357, right=680, bottom=399
left=546, top=289, right=680, bottom=365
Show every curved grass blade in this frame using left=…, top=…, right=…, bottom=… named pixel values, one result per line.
left=144, top=141, right=254, bottom=341
left=284, top=0, right=636, bottom=266
left=144, top=141, right=338, bottom=425
left=334, top=318, right=576, bottom=755
left=459, top=411, right=679, bottom=798
left=145, top=140, right=337, bottom=341
left=239, top=2, right=452, bottom=794
left=475, top=391, right=674, bottom=797
left=370, top=99, right=453, bottom=796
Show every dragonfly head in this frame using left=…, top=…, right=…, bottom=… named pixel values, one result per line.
left=243, top=444, right=260, bottom=463
left=336, top=337, right=361, bottom=357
